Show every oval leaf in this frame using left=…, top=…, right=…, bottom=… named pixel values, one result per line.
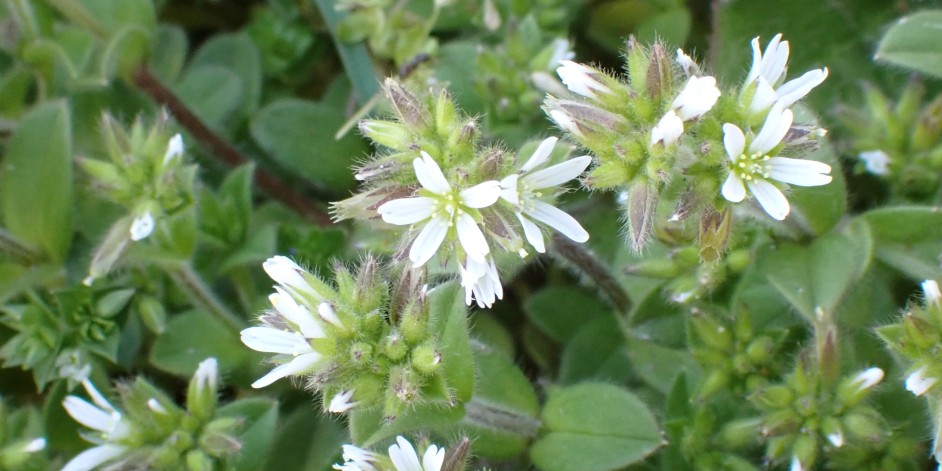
left=875, top=10, right=942, bottom=78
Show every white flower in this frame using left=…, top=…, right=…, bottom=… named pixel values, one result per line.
left=858, top=150, right=890, bottom=175
left=460, top=256, right=503, bottom=308
left=923, top=279, right=941, bottom=306
left=241, top=289, right=330, bottom=388
left=556, top=61, right=612, bottom=100
left=547, top=38, right=575, bottom=69
left=721, top=105, right=832, bottom=220
left=676, top=48, right=700, bottom=76
left=129, top=211, right=154, bottom=241
left=263, top=256, right=324, bottom=302
left=333, top=444, right=381, bottom=471
left=388, top=436, right=445, bottom=471
left=849, top=367, right=884, bottom=393
left=163, top=133, right=184, bottom=165
left=549, top=109, right=583, bottom=137
left=651, top=110, right=684, bottom=146
left=499, top=137, right=591, bottom=252
left=744, top=34, right=828, bottom=114
left=194, top=357, right=219, bottom=395
left=378, top=152, right=501, bottom=267
left=905, top=365, right=938, bottom=396
left=329, top=390, right=359, bottom=413
left=672, top=75, right=720, bottom=120
left=61, top=380, right=131, bottom=471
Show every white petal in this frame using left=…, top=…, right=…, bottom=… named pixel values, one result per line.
left=329, top=390, right=358, bottom=413
left=23, top=438, right=46, bottom=453
left=525, top=200, right=589, bottom=242
left=520, top=137, right=558, bottom=172
left=270, top=288, right=324, bottom=339
left=389, top=436, right=423, bottom=471
left=722, top=123, right=745, bottom=161
left=81, top=379, right=115, bottom=412
left=672, top=76, right=721, bottom=121
left=163, top=133, right=184, bottom=164
left=768, top=157, right=832, bottom=186
left=790, top=455, right=804, bottom=471
left=748, top=76, right=778, bottom=114
left=194, top=358, right=219, bottom=395
left=499, top=174, right=520, bottom=205
left=852, top=367, right=884, bottom=391
left=745, top=36, right=763, bottom=85
left=423, top=445, right=446, bottom=471
left=459, top=181, right=501, bottom=208
left=516, top=212, right=546, bottom=253
left=859, top=150, right=890, bottom=175
left=251, top=352, right=322, bottom=388
left=775, top=68, right=828, bottom=109
left=263, top=256, right=317, bottom=299
left=456, top=212, right=489, bottom=262
left=923, top=280, right=941, bottom=306
left=414, top=152, right=451, bottom=195
left=378, top=197, right=437, bottom=225
left=409, top=215, right=449, bottom=267
left=676, top=48, right=698, bottom=76
left=760, top=34, right=788, bottom=85
left=749, top=105, right=793, bottom=155
left=549, top=109, right=582, bottom=137
left=62, top=445, right=127, bottom=471
left=651, top=110, right=684, bottom=146
left=240, top=327, right=313, bottom=355
left=556, top=61, right=611, bottom=99
left=318, top=302, right=344, bottom=329
left=747, top=179, right=790, bottom=220
left=523, top=156, right=592, bottom=189
left=129, top=211, right=154, bottom=241
left=63, top=396, right=114, bottom=433
left=721, top=173, right=746, bottom=202
left=906, top=366, right=938, bottom=396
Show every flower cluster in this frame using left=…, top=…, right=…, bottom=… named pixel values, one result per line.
left=60, top=358, right=241, bottom=471
left=878, top=280, right=942, bottom=397
left=242, top=255, right=459, bottom=419
left=544, top=34, right=832, bottom=254
left=334, top=435, right=446, bottom=471
left=335, top=80, right=592, bottom=308
left=79, top=113, right=196, bottom=284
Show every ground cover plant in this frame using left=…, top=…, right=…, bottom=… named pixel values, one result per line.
left=2, top=0, right=942, bottom=470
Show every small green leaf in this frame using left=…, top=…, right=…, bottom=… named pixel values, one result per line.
left=861, top=206, right=942, bottom=280
left=189, top=32, right=262, bottom=115
left=459, top=343, right=539, bottom=458
left=559, top=315, right=631, bottom=384
left=250, top=99, right=369, bottom=193
left=1, top=100, right=73, bottom=262
left=625, top=336, right=700, bottom=394
left=148, top=24, right=188, bottom=83
left=875, top=10, right=942, bottom=78
left=524, top=286, right=608, bottom=343
left=263, top=406, right=346, bottom=471
left=217, top=398, right=279, bottom=471
left=531, top=383, right=664, bottom=471
left=427, top=280, right=474, bottom=403
left=149, top=309, right=250, bottom=378
left=788, top=140, right=847, bottom=235
left=173, top=65, right=244, bottom=129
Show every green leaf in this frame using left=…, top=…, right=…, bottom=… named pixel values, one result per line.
left=459, top=342, right=539, bottom=458
left=173, top=65, right=244, bottom=129
left=189, top=32, right=262, bottom=116
left=523, top=286, right=608, bottom=343
left=636, top=8, right=691, bottom=46
left=875, top=10, right=942, bottom=78
left=531, top=383, right=664, bottom=471
left=426, top=280, right=474, bottom=404
left=263, top=406, right=346, bottom=471
left=757, top=218, right=873, bottom=321
left=861, top=206, right=942, bottom=280
left=625, top=335, right=700, bottom=394
left=1, top=100, right=73, bottom=262
left=148, top=24, right=188, bottom=84
left=787, top=139, right=847, bottom=235
left=559, top=315, right=632, bottom=384
left=249, top=98, right=369, bottom=193
left=349, top=402, right=466, bottom=447
left=78, top=0, right=155, bottom=35
left=217, top=398, right=278, bottom=471
left=149, top=309, right=251, bottom=379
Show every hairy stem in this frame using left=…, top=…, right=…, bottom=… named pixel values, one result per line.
left=550, top=233, right=632, bottom=315
left=166, top=262, right=244, bottom=334
left=131, top=66, right=333, bottom=226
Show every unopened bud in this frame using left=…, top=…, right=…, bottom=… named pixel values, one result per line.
left=86, top=216, right=134, bottom=284
left=349, top=342, right=374, bottom=367
left=838, top=367, right=883, bottom=406
left=745, top=337, right=775, bottom=365
left=187, top=358, right=219, bottom=420
left=822, top=417, right=844, bottom=448
left=434, top=89, right=458, bottom=136
left=646, top=42, right=672, bottom=100
left=359, top=120, right=413, bottom=150
left=442, top=437, right=471, bottom=471
left=185, top=450, right=214, bottom=471
left=690, top=312, right=733, bottom=351
left=96, top=288, right=136, bottom=318
left=698, top=207, right=732, bottom=263
left=586, top=161, right=634, bottom=190
left=383, top=330, right=408, bottom=361
left=718, top=417, right=761, bottom=449
left=411, top=344, right=442, bottom=375
left=624, top=182, right=658, bottom=251
left=791, top=434, right=818, bottom=471
left=137, top=296, right=167, bottom=334
left=750, top=385, right=794, bottom=409
left=383, top=78, right=426, bottom=128
left=842, top=410, right=885, bottom=442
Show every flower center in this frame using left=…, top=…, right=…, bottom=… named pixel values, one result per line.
left=433, top=192, right=464, bottom=226
left=517, top=181, right=543, bottom=212
left=734, top=153, right=771, bottom=181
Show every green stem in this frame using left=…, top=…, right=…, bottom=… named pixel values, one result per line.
left=463, top=397, right=542, bottom=439
left=166, top=262, right=244, bottom=334
left=550, top=233, right=633, bottom=316
left=42, top=0, right=109, bottom=39
left=0, top=228, right=42, bottom=265
left=311, top=0, right=380, bottom=104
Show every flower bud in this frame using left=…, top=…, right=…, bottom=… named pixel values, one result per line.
left=718, top=417, right=761, bottom=449
left=745, top=336, right=775, bottom=365
left=751, top=385, right=794, bottom=409
left=837, top=367, right=883, bottom=407
left=645, top=42, right=672, bottom=100
left=698, top=207, right=732, bottom=263
left=842, top=410, right=885, bottom=442
left=186, top=450, right=214, bottom=471
left=383, top=330, right=408, bottom=361
left=349, top=342, right=374, bottom=367
left=557, top=61, right=613, bottom=101
left=187, top=358, right=219, bottom=421
left=434, top=89, right=458, bottom=137
left=96, top=288, right=135, bottom=318
left=442, top=437, right=471, bottom=471
left=137, top=296, right=167, bottom=334
left=200, top=418, right=243, bottom=457
left=85, top=216, right=134, bottom=285
left=359, top=120, right=413, bottom=150
left=411, top=344, right=442, bottom=375
left=585, top=161, right=634, bottom=190
left=822, top=417, right=844, bottom=448
left=624, top=182, right=658, bottom=251
left=383, top=78, right=426, bottom=128
left=690, top=312, right=733, bottom=351
left=790, top=433, right=817, bottom=471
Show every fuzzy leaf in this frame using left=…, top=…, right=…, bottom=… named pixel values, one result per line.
left=875, top=10, right=942, bottom=78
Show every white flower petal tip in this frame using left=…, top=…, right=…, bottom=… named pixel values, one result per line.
left=164, top=133, right=184, bottom=164
left=676, top=48, right=699, bottom=76
left=790, top=456, right=804, bottom=471
left=859, top=150, right=890, bottom=175
left=250, top=351, right=322, bottom=389
left=61, top=444, right=128, bottom=471
left=672, top=75, right=721, bottom=121
left=922, top=280, right=941, bottom=306
left=147, top=398, right=167, bottom=414
left=651, top=110, right=684, bottom=146
left=461, top=257, right=503, bottom=308
left=328, top=390, right=359, bottom=413
left=556, top=61, right=612, bottom=99
left=852, top=367, right=884, bottom=392
left=548, top=38, right=575, bottom=68
left=263, top=256, right=318, bottom=298
left=129, top=211, right=155, bottom=241
left=520, top=137, right=559, bottom=173
left=194, top=357, right=219, bottom=394
left=744, top=33, right=827, bottom=112
left=23, top=437, right=46, bottom=453
left=549, top=109, right=582, bottom=137
left=905, top=366, right=938, bottom=396
left=827, top=431, right=844, bottom=448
